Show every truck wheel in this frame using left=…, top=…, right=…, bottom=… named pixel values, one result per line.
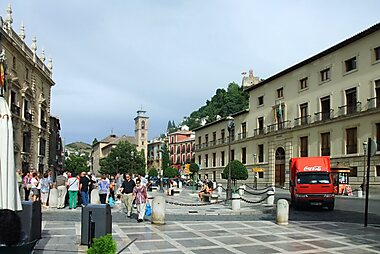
left=327, top=204, right=334, bottom=211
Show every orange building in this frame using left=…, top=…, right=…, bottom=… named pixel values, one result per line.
left=167, top=128, right=195, bottom=174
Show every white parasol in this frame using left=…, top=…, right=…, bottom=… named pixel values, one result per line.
left=0, top=96, right=22, bottom=211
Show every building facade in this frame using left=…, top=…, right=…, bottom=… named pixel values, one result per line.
left=48, top=116, right=63, bottom=177
left=1, top=5, right=55, bottom=173
left=147, top=137, right=166, bottom=172
left=195, top=23, right=380, bottom=190
left=168, top=127, right=195, bottom=174
left=91, top=110, right=149, bottom=176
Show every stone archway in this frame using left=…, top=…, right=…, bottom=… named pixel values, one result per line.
left=275, top=147, right=286, bottom=187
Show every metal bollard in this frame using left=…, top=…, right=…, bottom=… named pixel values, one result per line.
left=90, top=189, right=100, bottom=204
left=357, top=188, right=363, bottom=198
left=276, top=199, right=289, bottom=225
left=152, top=196, right=166, bottom=225
left=231, top=193, right=241, bottom=211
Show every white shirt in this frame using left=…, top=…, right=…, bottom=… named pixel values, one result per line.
left=31, top=177, right=40, bottom=189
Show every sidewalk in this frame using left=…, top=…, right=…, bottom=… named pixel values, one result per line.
left=34, top=187, right=380, bottom=253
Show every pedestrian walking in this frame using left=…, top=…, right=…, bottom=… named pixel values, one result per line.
left=79, top=171, right=90, bottom=207
left=133, top=178, right=148, bottom=223
left=22, top=172, right=32, bottom=201
left=30, top=173, right=40, bottom=202
left=120, top=174, right=135, bottom=217
left=67, top=172, right=79, bottom=209
left=98, top=175, right=110, bottom=204
left=56, top=173, right=67, bottom=209
left=40, top=172, right=50, bottom=208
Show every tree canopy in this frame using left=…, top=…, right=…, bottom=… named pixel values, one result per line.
left=181, top=82, right=249, bottom=130
left=189, top=163, right=199, bottom=175
left=221, top=160, right=248, bottom=187
left=148, top=168, right=158, bottom=177
left=64, top=154, right=89, bottom=174
left=99, top=141, right=145, bottom=176
left=163, top=167, right=179, bottom=178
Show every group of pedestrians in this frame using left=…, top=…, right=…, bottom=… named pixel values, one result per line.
left=19, top=170, right=53, bottom=207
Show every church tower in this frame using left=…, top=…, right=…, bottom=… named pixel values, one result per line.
left=134, top=109, right=149, bottom=169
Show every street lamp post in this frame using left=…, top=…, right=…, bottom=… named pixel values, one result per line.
left=362, top=141, right=367, bottom=191
left=116, top=156, right=119, bottom=173
left=226, top=116, right=234, bottom=201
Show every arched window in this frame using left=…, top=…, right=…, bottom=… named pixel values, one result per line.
left=141, top=120, right=145, bottom=129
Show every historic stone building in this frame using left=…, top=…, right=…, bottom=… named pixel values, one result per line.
left=1, top=5, right=55, bottom=173
left=168, top=126, right=195, bottom=174
left=91, top=110, right=149, bottom=176
left=195, top=23, right=380, bottom=190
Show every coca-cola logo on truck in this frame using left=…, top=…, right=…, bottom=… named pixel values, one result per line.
left=303, top=166, right=322, bottom=171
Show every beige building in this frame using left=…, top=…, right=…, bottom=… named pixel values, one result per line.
left=1, top=5, right=55, bottom=173
left=91, top=110, right=149, bottom=176
left=195, top=23, right=380, bottom=191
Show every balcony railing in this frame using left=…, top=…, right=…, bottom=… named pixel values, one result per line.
left=24, top=112, right=33, bottom=122
left=254, top=128, right=266, bottom=136
left=367, top=97, right=380, bottom=110
left=237, top=132, right=247, bottom=140
left=267, top=121, right=291, bottom=133
left=294, top=115, right=311, bottom=127
left=314, top=109, right=334, bottom=122
left=346, top=144, right=357, bottom=154
left=11, top=104, right=21, bottom=116
left=338, top=102, right=362, bottom=116
left=41, top=120, right=47, bottom=129
left=217, top=138, right=226, bottom=145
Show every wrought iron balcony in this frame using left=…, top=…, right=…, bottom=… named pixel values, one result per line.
left=294, top=115, right=311, bottom=127
left=267, top=121, right=291, bottom=133
left=338, top=102, right=362, bottom=116
left=24, top=112, right=33, bottom=122
left=217, top=138, right=226, bottom=145
left=11, top=104, right=21, bottom=116
left=314, top=109, right=334, bottom=122
left=237, top=132, right=247, bottom=140
left=367, top=97, right=380, bottom=110
left=254, top=128, right=266, bottom=136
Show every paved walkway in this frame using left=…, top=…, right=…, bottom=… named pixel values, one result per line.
left=33, top=187, right=380, bottom=253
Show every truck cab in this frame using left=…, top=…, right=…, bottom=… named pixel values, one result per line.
left=290, top=156, right=335, bottom=210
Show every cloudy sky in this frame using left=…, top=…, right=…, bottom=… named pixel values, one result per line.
left=2, top=1, right=379, bottom=144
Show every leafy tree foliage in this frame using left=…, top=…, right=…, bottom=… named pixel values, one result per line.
left=161, top=144, right=170, bottom=171
left=181, top=82, right=249, bottom=130
left=163, top=167, right=179, bottom=178
left=99, top=141, right=145, bottom=176
left=221, top=160, right=248, bottom=187
left=189, top=163, right=199, bottom=175
left=148, top=168, right=158, bottom=177
left=92, top=138, right=98, bottom=145
left=64, top=154, right=89, bottom=174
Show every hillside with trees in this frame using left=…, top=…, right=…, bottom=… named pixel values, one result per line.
left=180, top=82, right=249, bottom=130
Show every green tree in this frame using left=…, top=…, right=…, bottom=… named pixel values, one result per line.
left=64, top=154, right=89, bottom=174
left=221, top=160, right=248, bottom=189
left=163, top=167, right=179, bottom=178
left=92, top=138, right=98, bottom=145
left=189, top=163, right=199, bottom=175
left=99, top=141, right=145, bottom=175
left=148, top=168, right=158, bottom=177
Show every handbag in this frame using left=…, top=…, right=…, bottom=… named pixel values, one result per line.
left=145, top=202, right=152, bottom=216
left=108, top=196, right=115, bottom=207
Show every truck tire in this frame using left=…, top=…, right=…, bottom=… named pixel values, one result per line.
left=327, top=203, right=334, bottom=211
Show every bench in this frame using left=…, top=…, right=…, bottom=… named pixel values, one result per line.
left=173, top=189, right=182, bottom=196
left=201, top=193, right=219, bottom=203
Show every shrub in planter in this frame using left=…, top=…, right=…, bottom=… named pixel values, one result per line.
left=87, top=234, right=116, bottom=254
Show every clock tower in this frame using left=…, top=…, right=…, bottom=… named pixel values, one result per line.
left=134, top=109, right=149, bottom=169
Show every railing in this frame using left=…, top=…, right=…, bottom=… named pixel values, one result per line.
left=237, top=132, right=247, bottom=140
left=314, top=109, right=334, bottom=122
left=210, top=140, right=216, bottom=146
left=24, top=112, right=33, bottom=122
left=294, top=115, right=311, bottom=127
left=217, top=138, right=226, bottom=145
left=267, top=121, right=291, bottom=133
left=41, top=120, right=47, bottom=129
left=338, top=102, right=362, bottom=116
left=11, top=104, right=20, bottom=116
left=367, top=97, right=380, bottom=110
left=346, top=144, right=357, bottom=154
left=253, top=128, right=265, bottom=136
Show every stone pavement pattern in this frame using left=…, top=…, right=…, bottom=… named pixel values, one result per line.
left=34, top=220, right=380, bottom=253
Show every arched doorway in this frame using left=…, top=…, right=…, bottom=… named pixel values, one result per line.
left=275, top=147, right=286, bottom=187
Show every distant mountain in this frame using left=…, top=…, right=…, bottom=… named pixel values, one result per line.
left=65, top=142, right=92, bottom=156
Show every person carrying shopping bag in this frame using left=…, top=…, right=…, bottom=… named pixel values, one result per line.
left=132, top=178, right=148, bottom=222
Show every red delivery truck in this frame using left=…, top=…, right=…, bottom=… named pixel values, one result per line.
left=289, top=156, right=335, bottom=210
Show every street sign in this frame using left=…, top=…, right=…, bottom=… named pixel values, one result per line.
left=252, top=168, right=264, bottom=173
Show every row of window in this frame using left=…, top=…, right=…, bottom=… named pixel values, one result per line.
left=198, top=123, right=380, bottom=169
left=257, top=46, right=380, bottom=106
